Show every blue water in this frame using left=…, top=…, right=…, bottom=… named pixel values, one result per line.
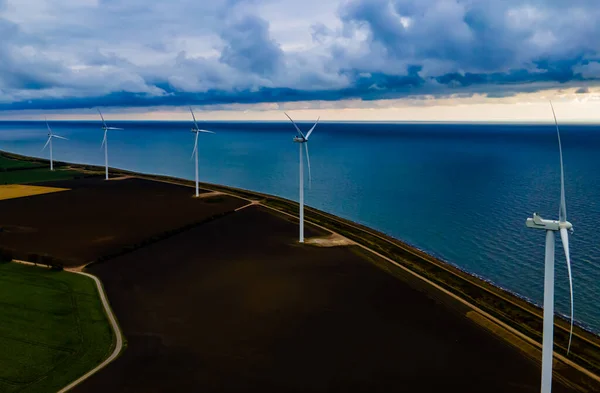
left=1, top=120, right=600, bottom=333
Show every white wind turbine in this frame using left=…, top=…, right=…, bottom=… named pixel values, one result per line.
left=98, top=109, right=123, bottom=180
left=285, top=112, right=319, bottom=243
left=42, top=118, right=68, bottom=171
left=525, top=101, right=574, bottom=393
left=189, top=107, right=215, bottom=197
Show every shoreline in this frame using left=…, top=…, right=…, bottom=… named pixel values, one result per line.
left=1, top=149, right=598, bottom=334
left=0, top=150, right=556, bottom=310
left=3, top=149, right=600, bottom=390
left=0, top=149, right=594, bottom=335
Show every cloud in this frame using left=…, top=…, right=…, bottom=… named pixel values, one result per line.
left=219, top=14, right=284, bottom=76
left=0, top=0, right=599, bottom=111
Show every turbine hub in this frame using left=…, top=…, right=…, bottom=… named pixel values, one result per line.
left=559, top=221, right=573, bottom=231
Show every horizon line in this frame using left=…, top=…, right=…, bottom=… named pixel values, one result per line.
left=1, top=119, right=600, bottom=125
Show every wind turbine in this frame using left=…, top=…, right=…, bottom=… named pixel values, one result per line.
left=525, top=101, right=574, bottom=393
left=284, top=112, right=319, bottom=243
left=98, top=109, right=123, bottom=180
left=41, top=118, right=68, bottom=171
left=189, top=107, right=215, bottom=197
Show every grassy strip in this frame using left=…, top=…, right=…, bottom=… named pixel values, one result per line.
left=0, top=248, right=74, bottom=271
left=0, top=152, right=89, bottom=200
left=0, top=262, right=114, bottom=393
left=0, top=168, right=80, bottom=185
left=0, top=156, right=45, bottom=171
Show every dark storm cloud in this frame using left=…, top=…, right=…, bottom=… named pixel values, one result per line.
left=0, top=0, right=598, bottom=110
left=219, top=14, right=284, bottom=76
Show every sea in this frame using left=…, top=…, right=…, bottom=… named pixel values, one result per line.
left=1, top=120, right=599, bottom=333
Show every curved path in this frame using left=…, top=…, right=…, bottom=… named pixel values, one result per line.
left=57, top=271, right=124, bottom=393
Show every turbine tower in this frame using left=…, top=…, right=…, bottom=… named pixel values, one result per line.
left=525, top=101, right=574, bottom=393
left=42, top=118, right=68, bottom=171
left=189, top=107, right=215, bottom=197
left=285, top=112, right=319, bottom=243
left=98, top=109, right=123, bottom=180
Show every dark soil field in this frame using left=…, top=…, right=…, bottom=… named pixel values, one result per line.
left=0, top=177, right=246, bottom=266
left=74, top=205, right=572, bottom=393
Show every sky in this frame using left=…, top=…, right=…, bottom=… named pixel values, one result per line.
left=0, top=0, right=599, bottom=122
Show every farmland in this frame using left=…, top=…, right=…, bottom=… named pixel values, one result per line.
left=72, top=206, right=576, bottom=393
left=0, top=152, right=79, bottom=186
left=0, top=155, right=43, bottom=171
left=0, top=177, right=246, bottom=267
left=0, top=168, right=79, bottom=185
left=0, top=262, right=113, bottom=393
left=0, top=151, right=599, bottom=392
left=0, top=185, right=69, bottom=201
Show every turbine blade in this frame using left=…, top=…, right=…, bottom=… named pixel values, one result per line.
left=284, top=112, right=306, bottom=139
left=101, top=131, right=107, bottom=149
left=560, top=227, right=574, bottom=354
left=190, top=106, right=200, bottom=130
left=97, top=109, right=108, bottom=128
left=191, top=132, right=199, bottom=160
left=106, top=127, right=123, bottom=130
left=42, top=136, right=51, bottom=151
left=198, top=129, right=215, bottom=134
left=305, top=142, right=312, bottom=189
left=45, top=117, right=52, bottom=134
left=305, top=117, right=320, bottom=140
left=550, top=101, right=567, bottom=223
left=52, top=135, right=68, bottom=140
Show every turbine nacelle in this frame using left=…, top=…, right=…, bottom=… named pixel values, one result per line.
left=526, top=213, right=573, bottom=232
left=293, top=136, right=306, bottom=143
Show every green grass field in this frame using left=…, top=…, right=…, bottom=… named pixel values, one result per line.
left=0, top=168, right=78, bottom=185
left=0, top=262, right=115, bottom=393
left=0, top=156, right=43, bottom=171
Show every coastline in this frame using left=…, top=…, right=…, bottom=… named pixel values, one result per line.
left=3, top=149, right=600, bottom=390
left=0, top=145, right=595, bottom=336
